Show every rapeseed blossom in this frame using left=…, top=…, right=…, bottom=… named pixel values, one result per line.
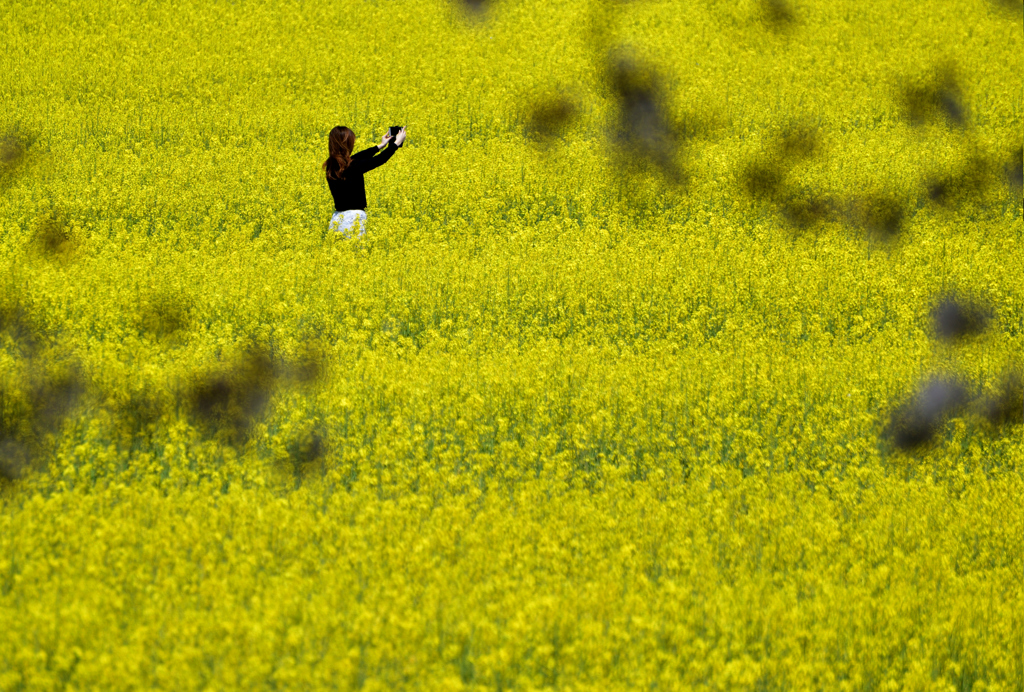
left=0, top=0, right=1021, bottom=688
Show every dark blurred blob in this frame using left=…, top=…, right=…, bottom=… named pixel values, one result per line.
left=741, top=127, right=908, bottom=238
left=925, top=156, right=990, bottom=207
left=0, top=134, right=32, bottom=194
left=759, top=0, right=795, bottom=31
left=0, top=382, right=32, bottom=481
left=0, top=440, right=31, bottom=481
left=140, top=293, right=192, bottom=340
left=743, top=162, right=784, bottom=199
left=982, top=370, right=1023, bottom=428
left=930, top=294, right=991, bottom=341
left=0, top=138, right=26, bottom=166
left=31, top=366, right=84, bottom=434
left=0, top=300, right=40, bottom=357
left=900, top=65, right=966, bottom=128
left=844, top=194, right=905, bottom=240
left=778, top=194, right=835, bottom=230
left=607, top=54, right=684, bottom=183
left=1006, top=146, right=1023, bottom=194
left=188, top=342, right=327, bottom=444
left=742, top=126, right=820, bottom=194
left=989, top=0, right=1023, bottom=13
left=296, top=430, right=325, bottom=463
left=458, top=0, right=490, bottom=17
left=33, top=210, right=77, bottom=258
left=525, top=97, right=578, bottom=143
left=888, top=377, right=970, bottom=450
left=189, top=349, right=276, bottom=442
left=0, top=364, right=84, bottom=482
left=282, top=427, right=329, bottom=485
left=741, top=126, right=835, bottom=230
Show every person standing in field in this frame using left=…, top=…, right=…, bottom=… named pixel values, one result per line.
left=323, top=125, right=406, bottom=237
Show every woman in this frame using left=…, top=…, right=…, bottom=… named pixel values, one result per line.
left=323, top=125, right=406, bottom=237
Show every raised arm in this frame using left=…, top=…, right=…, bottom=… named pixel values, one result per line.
left=351, top=146, right=379, bottom=160
left=357, top=141, right=399, bottom=174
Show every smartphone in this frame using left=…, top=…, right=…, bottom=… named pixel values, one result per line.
left=388, top=125, right=403, bottom=140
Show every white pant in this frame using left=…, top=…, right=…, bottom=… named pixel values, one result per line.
left=328, top=209, right=367, bottom=237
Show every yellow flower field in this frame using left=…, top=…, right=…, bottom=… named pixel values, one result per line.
left=1, top=0, right=1022, bottom=689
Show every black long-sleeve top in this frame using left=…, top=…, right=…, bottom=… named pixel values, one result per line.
left=327, top=142, right=400, bottom=212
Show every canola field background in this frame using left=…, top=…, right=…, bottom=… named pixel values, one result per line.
left=1, top=0, right=1023, bottom=689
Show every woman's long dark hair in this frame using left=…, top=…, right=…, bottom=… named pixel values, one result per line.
left=323, top=126, right=356, bottom=180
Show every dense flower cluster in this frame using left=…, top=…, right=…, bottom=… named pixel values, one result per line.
left=1, top=0, right=1021, bottom=689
